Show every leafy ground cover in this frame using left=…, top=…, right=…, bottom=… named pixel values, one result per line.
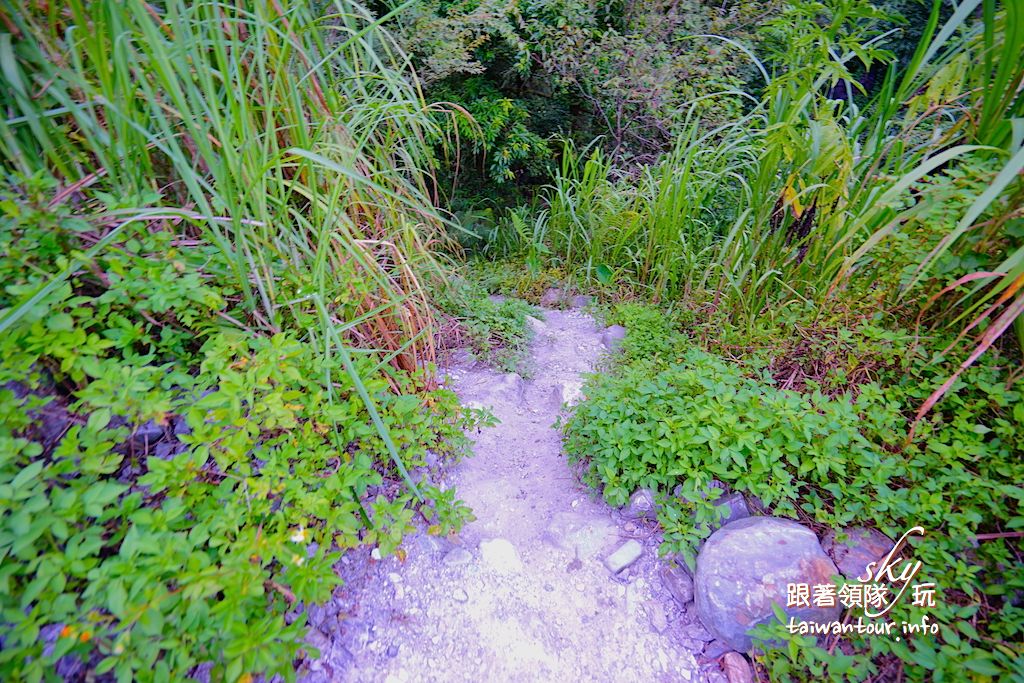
left=560, top=302, right=1023, bottom=679
left=433, top=276, right=540, bottom=374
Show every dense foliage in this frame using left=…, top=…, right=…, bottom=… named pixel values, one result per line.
left=384, top=0, right=774, bottom=204
left=561, top=302, right=1023, bottom=679
left=0, top=2, right=481, bottom=680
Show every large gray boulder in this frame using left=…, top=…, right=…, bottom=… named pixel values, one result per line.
left=695, top=517, right=840, bottom=651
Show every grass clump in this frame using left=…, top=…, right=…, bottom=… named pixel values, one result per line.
left=435, top=277, right=539, bottom=374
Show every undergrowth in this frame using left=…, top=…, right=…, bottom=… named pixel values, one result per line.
left=561, top=303, right=1024, bottom=680
left=0, top=2, right=479, bottom=681
left=435, top=276, right=539, bottom=374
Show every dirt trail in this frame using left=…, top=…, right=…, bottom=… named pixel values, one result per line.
left=305, top=308, right=706, bottom=682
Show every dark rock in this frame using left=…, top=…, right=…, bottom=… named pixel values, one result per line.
left=677, top=483, right=750, bottom=533
left=7, top=380, right=72, bottom=449
left=153, top=440, right=187, bottom=460
left=704, top=493, right=749, bottom=532
left=130, top=419, right=165, bottom=450
left=660, top=563, right=694, bottom=606
left=571, top=294, right=594, bottom=308
left=622, top=488, right=656, bottom=520
left=675, top=480, right=726, bottom=503
left=695, top=517, right=841, bottom=652
left=172, top=415, right=191, bottom=437
left=386, top=643, right=400, bottom=658
left=822, top=527, right=894, bottom=581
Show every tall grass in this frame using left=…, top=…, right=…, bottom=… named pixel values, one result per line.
left=544, top=120, right=757, bottom=299
left=0, top=0, right=454, bottom=491
left=539, top=0, right=1022, bottom=384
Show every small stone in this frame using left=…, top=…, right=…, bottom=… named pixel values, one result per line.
left=547, top=384, right=564, bottom=410
left=604, top=539, right=643, bottom=574
left=702, top=670, right=728, bottom=683
left=680, top=620, right=715, bottom=643
left=452, top=589, right=468, bottom=603
left=542, top=510, right=616, bottom=559
left=623, top=488, right=656, bottom=520
left=560, top=380, right=584, bottom=406
left=443, top=548, right=473, bottom=566
left=386, top=644, right=400, bottom=658
left=526, top=316, right=546, bottom=333
left=492, top=373, right=525, bottom=402
left=822, top=526, right=895, bottom=581
left=571, top=294, right=594, bottom=308
left=647, top=602, right=669, bottom=633
left=387, top=573, right=402, bottom=584
left=660, top=563, right=694, bottom=606
left=480, top=538, right=523, bottom=573
left=721, top=652, right=754, bottom=683
left=703, top=640, right=732, bottom=660
left=417, top=534, right=443, bottom=555
left=539, top=287, right=562, bottom=307
left=370, top=548, right=382, bottom=561
left=600, top=325, right=627, bottom=351
left=306, top=628, right=330, bottom=652
left=488, top=294, right=507, bottom=304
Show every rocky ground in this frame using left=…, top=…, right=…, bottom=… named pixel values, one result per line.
left=300, top=308, right=736, bottom=682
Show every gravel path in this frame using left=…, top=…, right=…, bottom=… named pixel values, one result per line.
left=302, top=308, right=710, bottom=682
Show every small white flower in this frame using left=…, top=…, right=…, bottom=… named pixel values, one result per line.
left=290, top=527, right=307, bottom=544
left=292, top=554, right=305, bottom=566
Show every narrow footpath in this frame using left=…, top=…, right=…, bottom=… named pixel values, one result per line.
left=305, top=308, right=710, bottom=682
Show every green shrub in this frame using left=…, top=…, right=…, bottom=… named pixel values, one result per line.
left=435, top=277, right=539, bottom=374
left=561, top=322, right=1024, bottom=680
left=0, top=308, right=481, bottom=682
